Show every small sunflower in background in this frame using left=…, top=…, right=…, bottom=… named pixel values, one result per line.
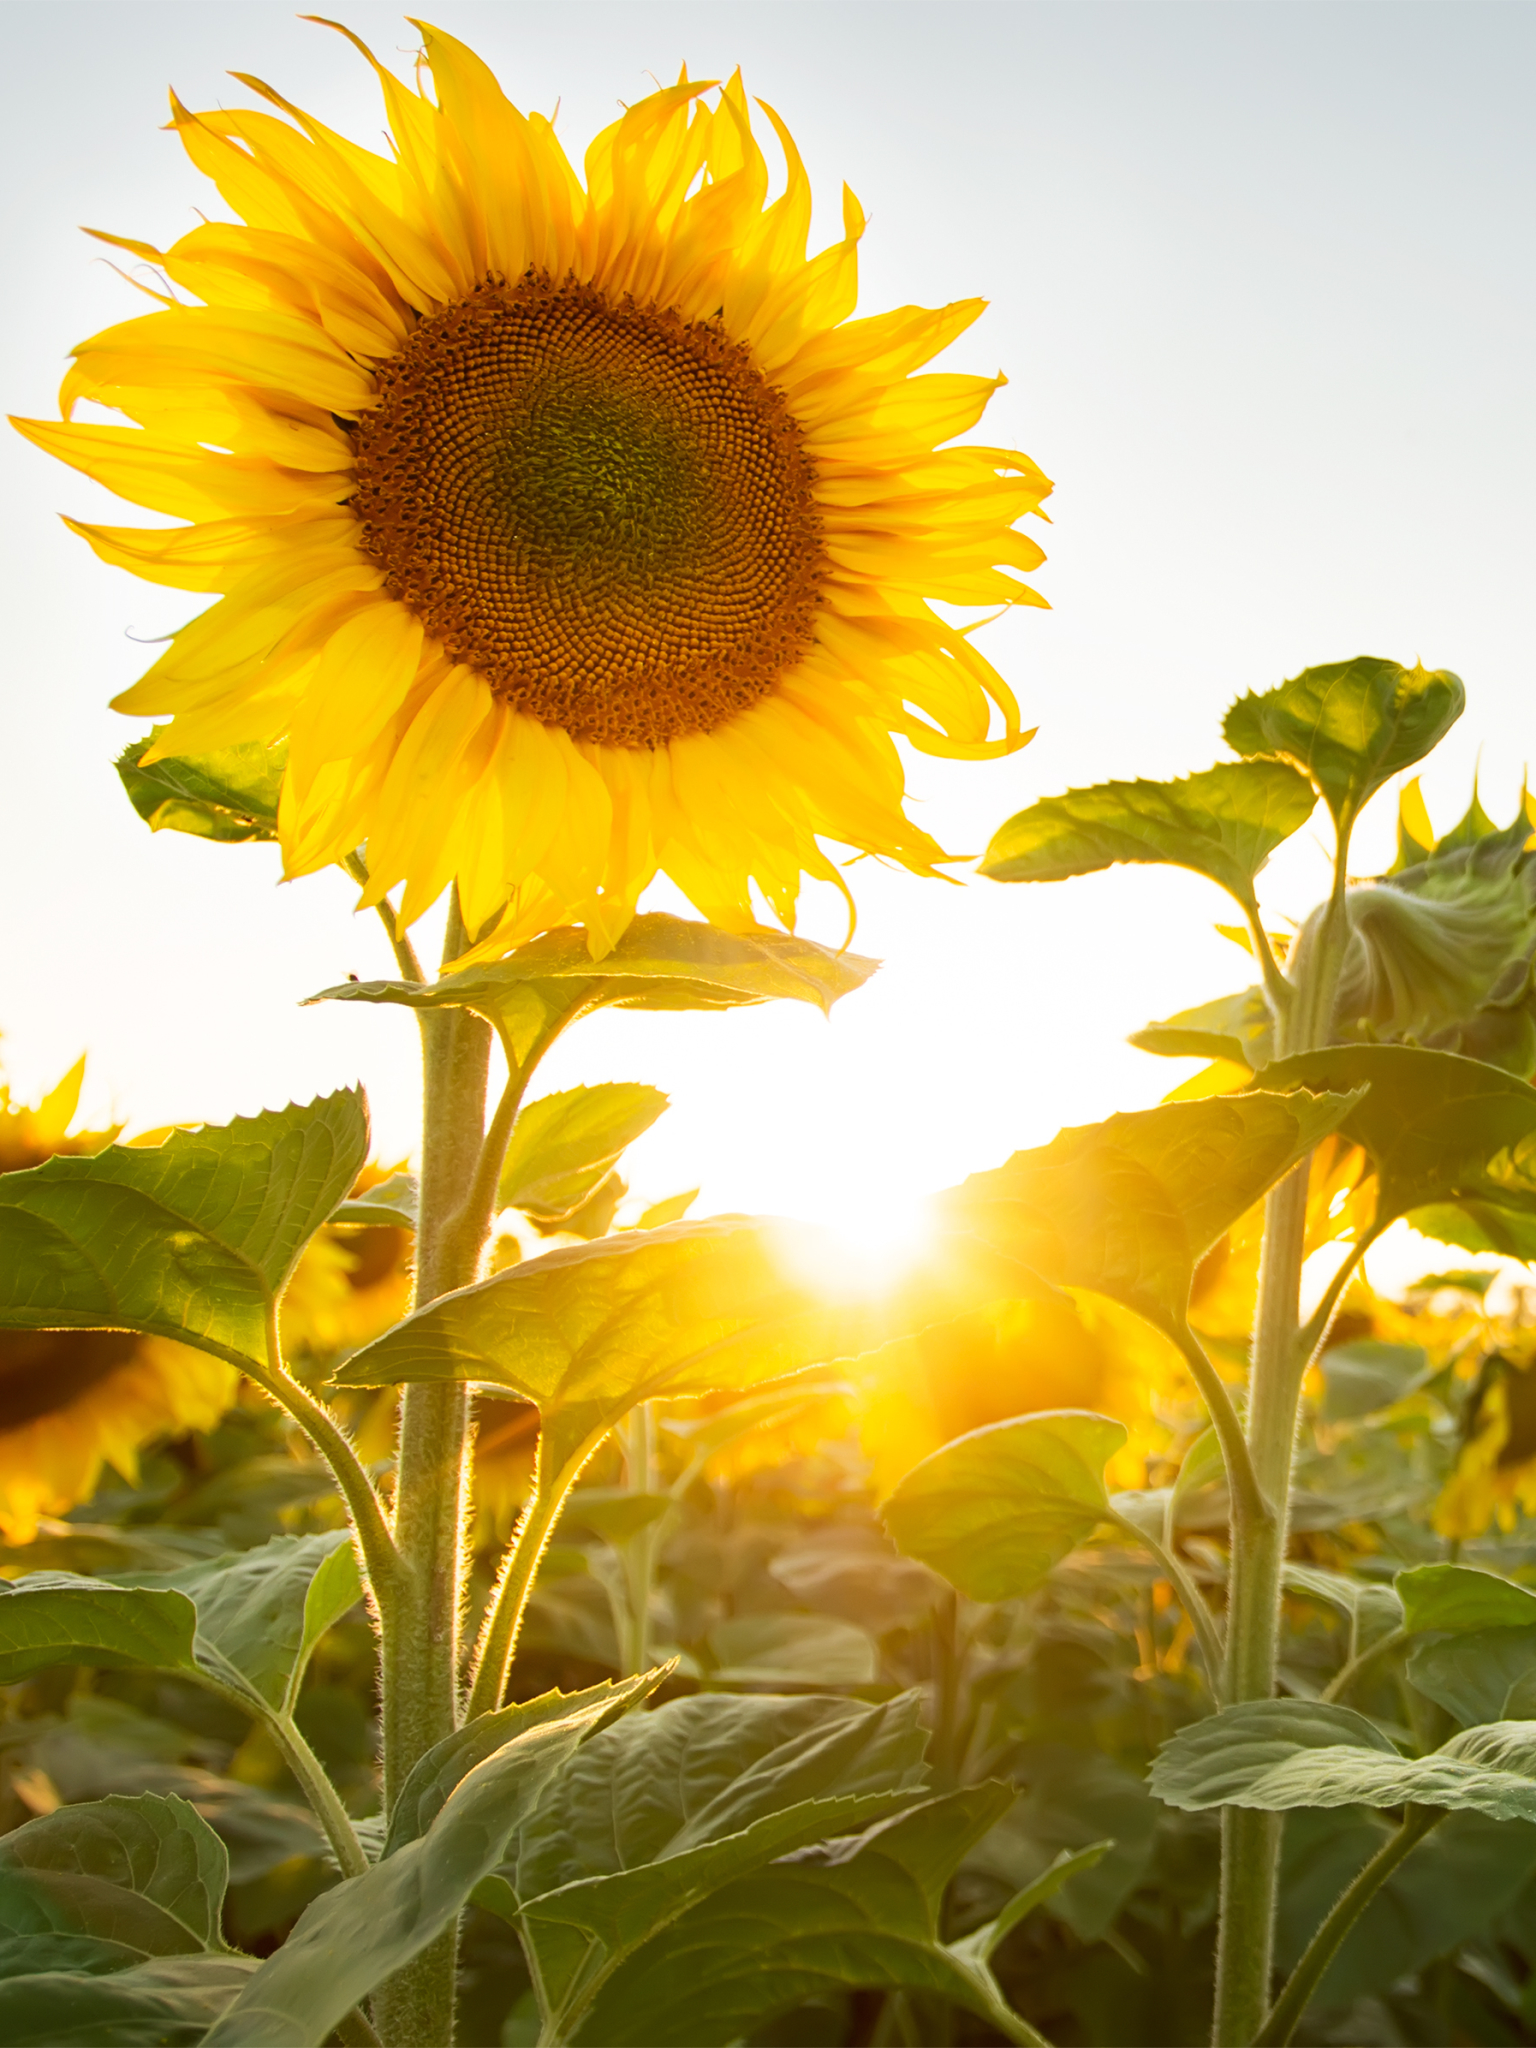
left=1436, top=1317, right=1536, bottom=1538
left=0, top=1060, right=237, bottom=1545
left=16, top=20, right=1048, bottom=958
left=280, top=1161, right=415, bottom=1363
left=855, top=1291, right=1184, bottom=1499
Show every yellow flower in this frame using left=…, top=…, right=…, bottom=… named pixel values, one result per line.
left=856, top=1291, right=1183, bottom=1498
left=1436, top=1324, right=1536, bottom=1539
left=0, top=1064, right=237, bottom=1544
left=280, top=1163, right=414, bottom=1361
left=16, top=22, right=1048, bottom=957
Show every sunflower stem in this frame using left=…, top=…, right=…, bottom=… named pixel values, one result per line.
left=376, top=893, right=490, bottom=2048
left=1212, top=837, right=1355, bottom=2048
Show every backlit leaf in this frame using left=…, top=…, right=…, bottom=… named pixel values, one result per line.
left=882, top=1411, right=1126, bottom=1601
left=1397, top=1563, right=1536, bottom=1637
left=332, top=1219, right=863, bottom=1470
left=117, top=730, right=283, bottom=844
left=1257, top=1045, right=1536, bottom=1230
left=0, top=1094, right=368, bottom=1368
left=1223, top=656, right=1464, bottom=835
left=937, top=1089, right=1359, bottom=1334
left=1129, top=986, right=1274, bottom=1069
left=499, top=1084, right=668, bottom=1222
left=980, top=760, right=1315, bottom=902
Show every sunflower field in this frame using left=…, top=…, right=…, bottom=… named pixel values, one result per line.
left=7, top=19, right=1536, bottom=2048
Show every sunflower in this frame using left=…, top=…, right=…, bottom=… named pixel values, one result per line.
left=0, top=1063, right=238, bottom=1545
left=15, top=21, right=1047, bottom=956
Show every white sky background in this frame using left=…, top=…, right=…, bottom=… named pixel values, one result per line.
left=2, top=1, right=1534, bottom=1278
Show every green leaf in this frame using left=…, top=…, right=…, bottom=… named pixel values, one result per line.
left=1318, top=1339, right=1430, bottom=1420
left=307, top=914, right=877, bottom=1061
left=202, top=1686, right=634, bottom=2048
left=1407, top=1628, right=1536, bottom=1727
left=499, top=1084, right=669, bottom=1222
left=0, top=1094, right=368, bottom=1368
left=1129, top=986, right=1274, bottom=1069
left=1282, top=1565, right=1404, bottom=1655
left=488, top=1692, right=931, bottom=2041
left=1397, top=1563, right=1536, bottom=1636
left=565, top=1786, right=1036, bottom=2048
left=949, top=1841, right=1114, bottom=1967
left=0, top=1954, right=257, bottom=2047
left=1409, top=1199, right=1536, bottom=1264
left=558, top=1489, right=673, bottom=1545
left=119, top=1532, right=360, bottom=1712
left=979, top=760, right=1315, bottom=904
left=1223, top=656, right=1465, bottom=836
left=968, top=1744, right=1158, bottom=1942
left=116, top=730, right=283, bottom=844
left=1256, top=1045, right=1536, bottom=1231
left=705, top=1613, right=879, bottom=1688
left=329, top=1171, right=417, bottom=1229
left=1152, top=1699, right=1536, bottom=1820
left=332, top=1219, right=865, bottom=1471
left=0, top=1794, right=230, bottom=1956
left=937, top=1089, right=1359, bottom=1335
left=0, top=1934, right=145, bottom=1981
left=881, top=1411, right=1126, bottom=1602
left=0, top=1576, right=198, bottom=1684
left=383, top=1675, right=663, bottom=1858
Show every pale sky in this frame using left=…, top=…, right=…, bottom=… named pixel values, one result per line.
left=3, top=2, right=1534, bottom=1276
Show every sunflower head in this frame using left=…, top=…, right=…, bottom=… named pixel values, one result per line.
left=0, top=1062, right=237, bottom=1544
left=17, top=21, right=1049, bottom=957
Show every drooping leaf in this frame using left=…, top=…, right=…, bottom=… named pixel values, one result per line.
left=0, top=1794, right=230, bottom=1957
left=485, top=1692, right=931, bottom=2041
left=1317, top=1339, right=1430, bottom=1420
left=329, top=1171, right=417, bottom=1229
left=307, top=914, right=877, bottom=1061
left=969, top=1744, right=1159, bottom=1942
left=383, top=1675, right=665, bottom=1858
left=1397, top=1563, right=1536, bottom=1637
left=979, top=760, right=1315, bottom=904
left=0, top=1954, right=257, bottom=2047
left=119, top=1532, right=359, bottom=1712
left=202, top=1685, right=639, bottom=2048
left=1256, top=1045, right=1536, bottom=1231
left=116, top=730, right=283, bottom=844
left=948, top=1841, right=1113, bottom=1968
left=1129, top=986, right=1274, bottom=1069
left=1152, top=1699, right=1536, bottom=1821
left=0, top=1094, right=368, bottom=1367
left=1407, top=1628, right=1536, bottom=1727
left=937, top=1090, right=1359, bottom=1334
left=499, top=1084, right=669, bottom=1222
left=1409, top=1199, right=1536, bottom=1264
left=881, top=1411, right=1126, bottom=1601
left=565, top=1787, right=1036, bottom=2048
left=1223, top=656, right=1465, bottom=836
left=0, top=1576, right=198, bottom=1684
left=705, top=1613, right=879, bottom=1688
left=332, top=1219, right=866, bottom=1471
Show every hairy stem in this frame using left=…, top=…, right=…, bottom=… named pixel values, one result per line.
left=1255, top=1808, right=1442, bottom=2045
left=376, top=896, right=491, bottom=2048
left=1213, top=832, right=1357, bottom=2046
left=256, top=1308, right=399, bottom=1613
left=1236, top=890, right=1294, bottom=1022
left=1169, top=1324, right=1270, bottom=1533
left=466, top=1432, right=604, bottom=1719
left=345, top=851, right=424, bottom=984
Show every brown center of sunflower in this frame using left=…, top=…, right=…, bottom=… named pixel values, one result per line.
left=0, top=1327, right=140, bottom=1432
left=350, top=275, right=827, bottom=748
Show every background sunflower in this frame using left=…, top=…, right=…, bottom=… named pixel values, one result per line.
left=0, top=1059, right=238, bottom=1544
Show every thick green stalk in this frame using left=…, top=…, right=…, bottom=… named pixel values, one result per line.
left=376, top=902, right=492, bottom=2048
left=1255, top=1808, right=1442, bottom=2045
left=1212, top=850, right=1359, bottom=2044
